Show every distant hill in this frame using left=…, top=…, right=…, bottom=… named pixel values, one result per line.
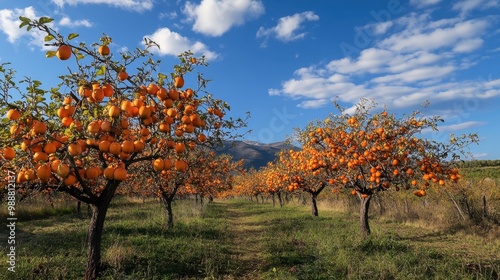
left=215, top=140, right=300, bottom=170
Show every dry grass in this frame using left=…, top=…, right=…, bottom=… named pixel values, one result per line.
left=104, top=241, right=135, bottom=269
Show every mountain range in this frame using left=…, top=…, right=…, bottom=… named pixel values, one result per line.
left=215, top=140, right=300, bottom=170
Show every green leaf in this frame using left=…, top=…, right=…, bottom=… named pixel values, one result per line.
left=18, top=16, right=31, bottom=28
left=95, top=65, right=106, bottom=76
left=45, top=50, right=57, bottom=58
left=19, top=16, right=31, bottom=23
left=67, top=33, right=79, bottom=41
left=44, top=34, right=54, bottom=42
left=39, top=17, right=54, bottom=25
left=77, top=54, right=85, bottom=60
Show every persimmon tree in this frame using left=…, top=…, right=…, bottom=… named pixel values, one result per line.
left=186, top=151, right=244, bottom=202
left=0, top=16, right=245, bottom=279
left=278, top=147, right=331, bottom=216
left=263, top=160, right=290, bottom=208
left=300, top=99, right=478, bottom=235
left=233, top=168, right=267, bottom=202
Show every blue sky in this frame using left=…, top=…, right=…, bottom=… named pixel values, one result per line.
left=1, top=0, right=500, bottom=159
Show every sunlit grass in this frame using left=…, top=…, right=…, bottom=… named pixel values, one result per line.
left=0, top=196, right=498, bottom=279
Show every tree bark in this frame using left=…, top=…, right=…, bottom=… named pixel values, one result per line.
left=85, top=183, right=116, bottom=280
left=446, top=191, right=466, bottom=220
left=483, top=195, right=488, bottom=218
left=360, top=195, right=372, bottom=236
left=162, top=195, right=174, bottom=229
left=311, top=193, right=319, bottom=217
left=277, top=191, right=283, bottom=208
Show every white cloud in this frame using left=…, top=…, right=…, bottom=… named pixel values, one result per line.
left=0, top=6, right=52, bottom=50
left=372, top=65, right=455, bottom=84
left=432, top=121, right=486, bottom=132
left=298, top=99, right=329, bottom=109
left=183, top=0, right=264, bottom=37
left=257, top=11, right=319, bottom=44
left=270, top=10, right=500, bottom=112
left=472, top=152, right=488, bottom=159
left=365, top=21, right=394, bottom=35
left=51, top=0, right=154, bottom=12
left=380, top=17, right=488, bottom=53
left=59, top=16, right=93, bottom=27
left=452, top=38, right=484, bottom=53
left=0, top=7, right=37, bottom=43
left=142, top=27, right=218, bottom=61
left=453, top=0, right=500, bottom=15
left=159, top=11, right=178, bottom=20
left=410, top=0, right=442, bottom=8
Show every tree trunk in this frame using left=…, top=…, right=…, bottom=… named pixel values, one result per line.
left=446, top=191, right=466, bottom=220
left=277, top=191, right=283, bottom=208
left=162, top=195, right=174, bottom=229
left=85, top=200, right=111, bottom=280
left=311, top=193, right=319, bottom=217
left=375, top=195, right=384, bottom=215
left=87, top=203, right=92, bottom=218
left=483, top=195, right=488, bottom=218
left=360, top=195, right=372, bottom=236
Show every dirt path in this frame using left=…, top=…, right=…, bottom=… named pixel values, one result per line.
left=219, top=200, right=269, bottom=279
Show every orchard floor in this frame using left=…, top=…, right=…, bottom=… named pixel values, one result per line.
left=0, top=197, right=499, bottom=279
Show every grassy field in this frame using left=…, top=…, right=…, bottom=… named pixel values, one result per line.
left=1, top=196, right=499, bottom=279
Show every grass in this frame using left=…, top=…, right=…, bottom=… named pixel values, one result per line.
left=0, top=196, right=232, bottom=279
left=0, top=196, right=499, bottom=279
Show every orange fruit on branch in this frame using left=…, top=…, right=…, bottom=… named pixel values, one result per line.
left=64, top=174, right=77, bottom=186
left=86, top=167, right=101, bottom=179
left=68, top=143, right=82, bottom=156
left=174, top=76, right=184, bottom=88
left=2, top=147, right=16, bottom=160
left=32, top=121, right=47, bottom=134
left=57, top=164, right=70, bottom=178
left=103, top=166, right=115, bottom=180
left=147, top=83, right=159, bottom=95
left=102, top=84, right=114, bottom=97
left=153, top=159, right=165, bottom=171
left=36, top=164, right=52, bottom=182
left=118, top=69, right=128, bottom=81
left=113, top=167, right=127, bottom=181
left=108, top=105, right=121, bottom=118
left=98, top=45, right=110, bottom=56
left=43, top=142, right=57, bottom=154
left=121, top=140, right=135, bottom=154
left=109, top=142, right=122, bottom=156
left=6, top=109, right=21, bottom=121
left=56, top=45, right=72, bottom=60
left=33, top=152, right=49, bottom=163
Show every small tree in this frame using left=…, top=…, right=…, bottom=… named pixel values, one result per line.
left=186, top=151, right=244, bottom=202
left=301, top=99, right=478, bottom=235
left=262, top=161, right=288, bottom=207
left=278, top=147, right=331, bottom=216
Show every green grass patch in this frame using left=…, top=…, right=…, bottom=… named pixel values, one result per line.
left=0, top=197, right=231, bottom=280
left=0, top=197, right=498, bottom=279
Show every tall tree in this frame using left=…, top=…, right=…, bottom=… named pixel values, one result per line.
left=0, top=16, right=245, bottom=279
